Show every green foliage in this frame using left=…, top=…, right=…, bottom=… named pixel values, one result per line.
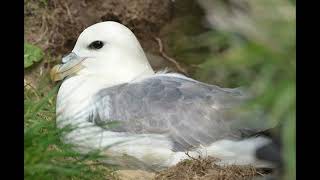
left=24, top=81, right=116, bottom=179
left=39, top=0, right=48, bottom=6
left=24, top=42, right=44, bottom=69
left=163, top=0, right=211, bottom=65
left=24, top=0, right=48, bottom=7
left=191, top=0, right=295, bottom=179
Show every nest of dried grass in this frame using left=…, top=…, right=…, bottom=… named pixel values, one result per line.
left=155, top=157, right=269, bottom=180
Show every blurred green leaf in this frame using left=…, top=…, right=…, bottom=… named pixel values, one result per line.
left=191, top=0, right=295, bottom=179
left=24, top=42, right=44, bottom=68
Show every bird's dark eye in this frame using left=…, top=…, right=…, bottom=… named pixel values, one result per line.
left=88, top=41, right=104, bottom=49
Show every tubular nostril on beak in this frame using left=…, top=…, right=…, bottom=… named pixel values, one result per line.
left=62, top=55, right=69, bottom=64
left=62, top=54, right=68, bottom=64
left=62, top=52, right=77, bottom=64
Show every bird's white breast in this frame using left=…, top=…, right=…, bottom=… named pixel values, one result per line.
left=56, top=75, right=110, bottom=128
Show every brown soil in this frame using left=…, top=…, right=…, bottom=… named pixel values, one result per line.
left=25, top=0, right=173, bottom=55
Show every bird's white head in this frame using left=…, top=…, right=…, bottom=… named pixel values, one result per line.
left=51, top=21, right=154, bottom=85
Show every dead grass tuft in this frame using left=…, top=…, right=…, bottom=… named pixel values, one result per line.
left=155, top=157, right=269, bottom=180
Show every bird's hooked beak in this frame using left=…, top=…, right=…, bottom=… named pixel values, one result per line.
left=50, top=52, right=86, bottom=82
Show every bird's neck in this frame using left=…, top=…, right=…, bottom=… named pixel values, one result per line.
left=79, top=55, right=155, bottom=87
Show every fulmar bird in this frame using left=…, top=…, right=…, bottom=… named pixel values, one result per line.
left=51, top=21, right=275, bottom=170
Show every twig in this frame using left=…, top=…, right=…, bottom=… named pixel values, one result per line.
left=153, top=37, right=188, bottom=75
left=35, top=15, right=48, bottom=43
left=256, top=171, right=265, bottom=176
left=185, top=152, right=201, bottom=162
left=24, top=79, right=41, bottom=99
left=62, top=1, right=74, bottom=24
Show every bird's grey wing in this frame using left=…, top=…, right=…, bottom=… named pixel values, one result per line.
left=91, top=75, right=271, bottom=151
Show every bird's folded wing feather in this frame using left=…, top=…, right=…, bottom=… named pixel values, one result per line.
left=91, top=75, right=272, bottom=151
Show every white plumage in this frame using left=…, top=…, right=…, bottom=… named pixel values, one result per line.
left=51, top=21, right=274, bottom=170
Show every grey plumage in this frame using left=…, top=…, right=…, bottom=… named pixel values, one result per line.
left=90, top=75, right=270, bottom=151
